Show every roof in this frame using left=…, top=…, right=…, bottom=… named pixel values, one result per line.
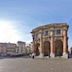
left=31, top=23, right=69, bottom=33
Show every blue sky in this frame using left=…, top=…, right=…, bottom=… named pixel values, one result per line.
left=0, top=0, right=72, bottom=48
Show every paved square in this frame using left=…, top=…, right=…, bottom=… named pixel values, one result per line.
left=0, top=58, right=72, bottom=72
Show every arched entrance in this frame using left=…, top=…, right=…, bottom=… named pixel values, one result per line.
left=35, top=43, right=40, bottom=56
left=43, top=41, right=50, bottom=56
left=55, top=40, right=63, bottom=56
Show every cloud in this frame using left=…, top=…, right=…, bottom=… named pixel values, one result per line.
left=0, top=20, right=22, bottom=43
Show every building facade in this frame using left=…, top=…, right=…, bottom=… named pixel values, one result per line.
left=31, top=23, right=69, bottom=58
left=17, top=41, right=26, bottom=54
left=0, top=43, right=18, bottom=56
left=0, top=41, right=26, bottom=56
left=25, top=44, right=33, bottom=55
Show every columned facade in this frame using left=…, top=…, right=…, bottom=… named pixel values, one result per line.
left=31, top=23, right=69, bottom=58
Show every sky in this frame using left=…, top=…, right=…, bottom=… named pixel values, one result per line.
left=0, top=0, right=72, bottom=48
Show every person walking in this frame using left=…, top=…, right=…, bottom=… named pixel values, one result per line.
left=32, top=53, right=35, bottom=59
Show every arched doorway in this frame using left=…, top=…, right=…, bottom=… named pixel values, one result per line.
left=35, top=43, right=40, bottom=56
left=43, top=41, right=50, bottom=56
left=55, top=40, right=63, bottom=56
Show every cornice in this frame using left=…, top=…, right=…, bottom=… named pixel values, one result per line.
left=31, top=23, right=69, bottom=33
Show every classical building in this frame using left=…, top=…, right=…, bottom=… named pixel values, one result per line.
left=31, top=23, right=69, bottom=58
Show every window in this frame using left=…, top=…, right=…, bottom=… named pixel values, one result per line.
left=55, top=29, right=61, bottom=35
left=44, top=31, right=48, bottom=35
left=33, top=34, right=38, bottom=40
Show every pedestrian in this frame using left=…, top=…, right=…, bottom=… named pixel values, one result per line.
left=32, top=55, right=34, bottom=59
left=32, top=53, right=35, bottom=59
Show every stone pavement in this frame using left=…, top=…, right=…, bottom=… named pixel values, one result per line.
left=0, top=58, right=72, bottom=72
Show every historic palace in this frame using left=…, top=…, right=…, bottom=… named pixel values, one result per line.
left=31, top=23, right=69, bottom=58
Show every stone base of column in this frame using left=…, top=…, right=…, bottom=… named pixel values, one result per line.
left=32, top=53, right=35, bottom=56
left=38, top=53, right=44, bottom=58
left=50, top=53, right=55, bottom=58
left=62, top=52, right=68, bottom=59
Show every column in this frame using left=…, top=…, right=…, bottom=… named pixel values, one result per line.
left=39, top=39, right=44, bottom=57
left=63, top=30, right=68, bottom=58
left=39, top=30, right=44, bottom=58
left=32, top=34, right=36, bottom=56
left=50, top=31, right=55, bottom=58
